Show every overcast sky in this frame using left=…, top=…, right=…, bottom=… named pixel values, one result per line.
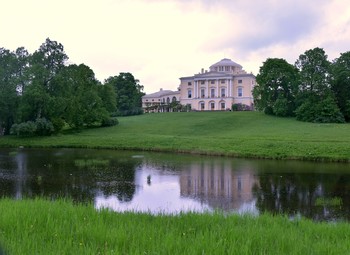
left=1, top=0, right=350, bottom=93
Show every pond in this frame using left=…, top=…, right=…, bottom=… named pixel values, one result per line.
left=0, top=148, right=349, bottom=221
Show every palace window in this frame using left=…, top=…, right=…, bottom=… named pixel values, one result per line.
left=238, top=79, right=242, bottom=84
left=172, top=96, right=177, bottom=102
left=188, top=81, right=192, bottom=86
left=200, top=102, right=205, bottom=110
left=201, top=80, right=205, bottom=84
left=221, top=102, right=225, bottom=110
left=188, top=90, right=192, bottom=98
left=221, top=88, right=226, bottom=97
left=238, top=87, right=243, bottom=97
left=167, top=97, right=170, bottom=104
left=220, top=79, right=225, bottom=84
left=210, top=102, right=215, bottom=110
left=201, top=88, right=205, bottom=98
left=211, top=80, right=215, bottom=84
left=210, top=88, right=215, bottom=98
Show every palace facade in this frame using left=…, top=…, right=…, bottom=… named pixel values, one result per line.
left=142, top=58, right=256, bottom=112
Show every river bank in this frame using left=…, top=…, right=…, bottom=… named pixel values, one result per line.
left=0, top=112, right=349, bottom=162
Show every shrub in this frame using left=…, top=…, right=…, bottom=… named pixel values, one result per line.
left=296, top=96, right=345, bottom=123
left=51, top=117, right=65, bottom=133
left=273, top=97, right=289, bottom=117
left=232, top=103, right=251, bottom=111
left=35, top=118, right=55, bottom=136
left=101, top=117, right=119, bottom=127
left=10, top=121, right=36, bottom=137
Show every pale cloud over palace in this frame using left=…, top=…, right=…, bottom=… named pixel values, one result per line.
left=142, top=58, right=255, bottom=111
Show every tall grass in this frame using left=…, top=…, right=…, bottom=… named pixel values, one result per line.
left=0, top=198, right=349, bottom=254
left=1, top=112, right=350, bottom=161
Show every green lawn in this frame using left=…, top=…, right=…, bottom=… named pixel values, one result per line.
left=1, top=111, right=350, bottom=161
left=0, top=198, right=349, bottom=255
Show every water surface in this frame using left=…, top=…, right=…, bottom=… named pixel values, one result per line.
left=0, top=148, right=349, bottom=221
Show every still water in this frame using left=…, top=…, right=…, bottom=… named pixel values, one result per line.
left=0, top=148, right=349, bottom=221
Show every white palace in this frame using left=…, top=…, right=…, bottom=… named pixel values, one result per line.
left=142, top=58, right=256, bottom=112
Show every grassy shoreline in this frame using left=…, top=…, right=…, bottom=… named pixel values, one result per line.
left=1, top=112, right=350, bottom=162
left=0, top=198, right=349, bottom=254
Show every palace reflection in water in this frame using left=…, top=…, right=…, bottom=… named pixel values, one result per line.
left=0, top=148, right=349, bottom=221
left=179, top=161, right=258, bottom=212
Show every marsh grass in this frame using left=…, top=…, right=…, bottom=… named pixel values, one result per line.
left=0, top=198, right=349, bottom=254
left=1, top=112, right=350, bottom=161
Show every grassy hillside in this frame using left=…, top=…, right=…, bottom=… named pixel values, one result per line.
left=1, top=111, right=350, bottom=161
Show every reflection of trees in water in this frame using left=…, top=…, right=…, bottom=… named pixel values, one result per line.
left=253, top=173, right=350, bottom=221
left=96, top=163, right=137, bottom=203
left=1, top=149, right=141, bottom=204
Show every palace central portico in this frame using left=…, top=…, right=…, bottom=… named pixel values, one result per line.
left=142, top=58, right=256, bottom=112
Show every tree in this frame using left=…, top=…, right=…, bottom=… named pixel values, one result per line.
left=0, top=48, right=18, bottom=134
left=294, top=48, right=344, bottom=123
left=331, top=51, right=350, bottom=121
left=253, top=58, right=299, bottom=116
left=295, top=47, right=331, bottom=95
left=104, top=73, right=145, bottom=116
left=16, top=38, right=69, bottom=123
left=51, top=64, right=113, bottom=129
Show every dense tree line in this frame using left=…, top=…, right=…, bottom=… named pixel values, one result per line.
left=0, top=38, right=144, bottom=136
left=253, top=47, right=350, bottom=123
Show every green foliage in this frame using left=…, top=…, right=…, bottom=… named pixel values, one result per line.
left=0, top=39, right=128, bottom=136
left=295, top=95, right=345, bottom=123
left=256, top=48, right=349, bottom=123
left=105, top=72, right=145, bottom=116
left=332, top=51, right=350, bottom=121
left=272, top=97, right=289, bottom=117
left=232, top=103, right=251, bottom=111
left=35, top=118, right=54, bottom=136
left=10, top=121, right=36, bottom=136
left=254, top=58, right=299, bottom=117
left=10, top=118, right=55, bottom=136
left=101, top=116, right=119, bottom=127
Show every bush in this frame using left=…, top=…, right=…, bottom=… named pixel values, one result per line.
left=296, top=96, right=345, bottom=123
left=101, top=117, right=119, bottom=127
left=273, top=97, right=289, bottom=117
left=51, top=117, right=65, bottom=133
left=35, top=118, right=54, bottom=136
left=10, top=121, right=37, bottom=137
left=232, top=103, right=252, bottom=111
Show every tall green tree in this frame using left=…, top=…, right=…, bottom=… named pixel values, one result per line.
left=253, top=58, right=299, bottom=116
left=0, top=48, right=18, bottom=134
left=295, top=47, right=331, bottom=96
left=51, top=64, right=113, bottom=129
left=294, top=48, right=344, bottom=123
left=104, top=73, right=145, bottom=116
left=18, top=38, right=68, bottom=122
left=331, top=51, right=350, bottom=121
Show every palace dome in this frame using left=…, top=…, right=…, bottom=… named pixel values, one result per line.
left=209, top=58, right=242, bottom=70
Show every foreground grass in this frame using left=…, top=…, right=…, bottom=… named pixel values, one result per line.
left=1, top=112, right=350, bottom=161
left=0, top=199, right=349, bottom=255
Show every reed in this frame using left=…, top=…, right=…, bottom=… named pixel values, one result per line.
left=0, top=198, right=349, bottom=254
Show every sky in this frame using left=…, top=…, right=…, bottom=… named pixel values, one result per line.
left=1, top=0, right=350, bottom=93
